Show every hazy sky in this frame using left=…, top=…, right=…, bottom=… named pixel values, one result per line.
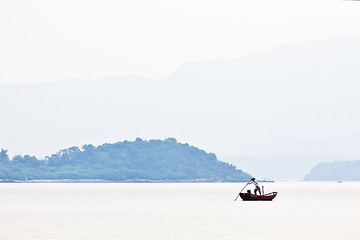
left=1, top=0, right=360, bottom=84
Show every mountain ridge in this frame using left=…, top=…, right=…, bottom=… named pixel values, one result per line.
left=304, top=159, right=360, bottom=181
left=1, top=34, right=360, bottom=180
left=0, top=138, right=252, bottom=182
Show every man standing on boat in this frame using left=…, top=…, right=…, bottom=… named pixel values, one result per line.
left=249, top=177, right=261, bottom=195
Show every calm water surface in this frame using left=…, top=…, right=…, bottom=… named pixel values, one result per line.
left=0, top=182, right=359, bottom=240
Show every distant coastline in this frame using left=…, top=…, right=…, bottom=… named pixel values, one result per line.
left=304, top=159, right=360, bottom=181
left=0, top=138, right=252, bottom=182
left=1, top=179, right=250, bottom=183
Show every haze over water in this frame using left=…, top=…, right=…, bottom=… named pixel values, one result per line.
left=0, top=182, right=359, bottom=240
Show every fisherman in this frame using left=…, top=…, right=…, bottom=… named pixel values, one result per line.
left=249, top=177, right=261, bottom=195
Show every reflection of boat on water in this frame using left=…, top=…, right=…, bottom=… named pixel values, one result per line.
left=240, top=191, right=278, bottom=201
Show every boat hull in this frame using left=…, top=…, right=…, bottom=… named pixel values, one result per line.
left=239, top=192, right=277, bottom=201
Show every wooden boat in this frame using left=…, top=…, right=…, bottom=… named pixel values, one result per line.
left=239, top=191, right=278, bottom=201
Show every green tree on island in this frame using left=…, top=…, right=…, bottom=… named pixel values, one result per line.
left=0, top=139, right=251, bottom=182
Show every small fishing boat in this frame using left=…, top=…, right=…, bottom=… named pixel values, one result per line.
left=239, top=191, right=278, bottom=201
left=234, top=178, right=278, bottom=201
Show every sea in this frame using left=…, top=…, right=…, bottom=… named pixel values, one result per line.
left=0, top=182, right=359, bottom=240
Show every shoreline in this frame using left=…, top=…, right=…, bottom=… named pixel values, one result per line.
left=0, top=179, right=251, bottom=183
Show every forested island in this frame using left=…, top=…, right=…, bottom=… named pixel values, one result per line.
left=304, top=159, right=360, bottom=181
left=0, top=138, right=251, bottom=182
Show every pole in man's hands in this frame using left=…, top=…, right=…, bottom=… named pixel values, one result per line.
left=235, top=182, right=249, bottom=201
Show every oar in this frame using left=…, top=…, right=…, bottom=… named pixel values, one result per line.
left=235, top=182, right=249, bottom=201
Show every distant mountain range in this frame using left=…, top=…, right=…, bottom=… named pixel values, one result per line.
left=304, top=159, right=360, bottom=181
left=0, top=138, right=251, bottom=182
left=222, top=153, right=352, bottom=180
left=1, top=34, right=360, bottom=180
